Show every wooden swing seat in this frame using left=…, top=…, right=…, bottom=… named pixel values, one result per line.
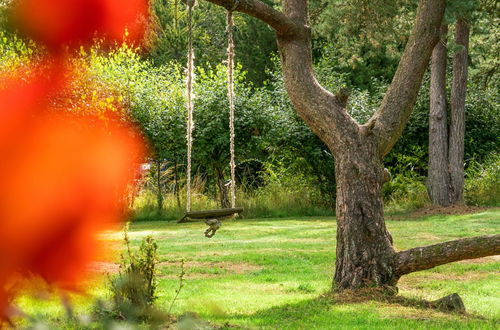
left=178, top=207, right=244, bottom=223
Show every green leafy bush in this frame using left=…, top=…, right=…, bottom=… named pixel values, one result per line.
left=383, top=146, right=429, bottom=212
left=465, top=153, right=500, bottom=206
left=383, top=174, right=429, bottom=213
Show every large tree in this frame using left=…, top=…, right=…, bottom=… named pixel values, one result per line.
left=203, top=0, right=500, bottom=291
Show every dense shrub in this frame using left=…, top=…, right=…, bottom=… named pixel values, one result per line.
left=465, top=153, right=500, bottom=207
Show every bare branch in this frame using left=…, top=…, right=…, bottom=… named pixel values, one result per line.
left=367, top=0, right=446, bottom=158
left=395, top=234, right=500, bottom=276
left=203, top=0, right=298, bottom=36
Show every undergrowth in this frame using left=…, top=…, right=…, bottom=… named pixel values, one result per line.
left=131, top=154, right=499, bottom=221
left=465, top=153, right=500, bottom=206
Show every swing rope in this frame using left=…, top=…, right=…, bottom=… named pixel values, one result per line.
left=185, top=0, right=195, bottom=212
left=185, top=3, right=239, bottom=214
left=227, top=9, right=236, bottom=209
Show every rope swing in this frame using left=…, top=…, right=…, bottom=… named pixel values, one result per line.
left=181, top=4, right=243, bottom=235
left=185, top=0, right=195, bottom=212
left=227, top=9, right=236, bottom=209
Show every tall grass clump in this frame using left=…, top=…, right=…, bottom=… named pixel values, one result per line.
left=131, top=170, right=333, bottom=221
left=131, top=175, right=218, bottom=221
left=465, top=153, right=500, bottom=206
left=92, top=225, right=172, bottom=327
left=238, top=166, right=333, bottom=218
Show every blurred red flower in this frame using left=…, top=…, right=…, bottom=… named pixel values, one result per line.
left=0, top=68, right=146, bottom=319
left=11, top=0, right=149, bottom=51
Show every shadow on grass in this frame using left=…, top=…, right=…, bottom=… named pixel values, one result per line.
left=215, top=293, right=495, bottom=330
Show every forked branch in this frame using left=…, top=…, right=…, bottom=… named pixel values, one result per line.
left=395, top=234, right=500, bottom=276
left=367, top=0, right=446, bottom=158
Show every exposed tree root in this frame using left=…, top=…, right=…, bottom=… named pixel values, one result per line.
left=327, top=288, right=467, bottom=314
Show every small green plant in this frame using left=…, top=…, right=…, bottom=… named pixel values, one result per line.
left=106, top=223, right=161, bottom=321
left=168, top=259, right=186, bottom=314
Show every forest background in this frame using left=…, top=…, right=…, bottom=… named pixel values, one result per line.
left=1, top=0, right=498, bottom=220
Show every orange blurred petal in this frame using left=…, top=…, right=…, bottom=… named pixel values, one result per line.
left=0, top=65, right=145, bottom=318
left=12, top=0, right=149, bottom=51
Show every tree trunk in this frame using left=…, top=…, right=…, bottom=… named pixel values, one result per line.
left=174, top=156, right=181, bottom=209
left=333, top=136, right=396, bottom=290
left=156, top=159, right=163, bottom=211
left=449, top=19, right=470, bottom=204
left=215, top=167, right=230, bottom=208
left=427, top=25, right=450, bottom=206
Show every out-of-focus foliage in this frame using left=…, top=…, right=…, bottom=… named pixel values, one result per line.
left=0, top=30, right=37, bottom=72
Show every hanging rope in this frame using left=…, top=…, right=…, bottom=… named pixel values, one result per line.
left=227, top=9, right=236, bottom=209
left=185, top=0, right=195, bottom=212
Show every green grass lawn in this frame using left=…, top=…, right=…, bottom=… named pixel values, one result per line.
left=16, top=209, right=500, bottom=329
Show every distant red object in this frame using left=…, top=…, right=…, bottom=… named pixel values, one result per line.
left=12, top=0, right=149, bottom=51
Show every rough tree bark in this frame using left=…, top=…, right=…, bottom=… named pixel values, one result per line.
left=203, top=0, right=500, bottom=291
left=449, top=18, right=470, bottom=204
left=427, top=25, right=451, bottom=206
left=427, top=19, right=470, bottom=206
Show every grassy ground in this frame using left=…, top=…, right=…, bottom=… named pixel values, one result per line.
left=16, top=209, right=500, bottom=329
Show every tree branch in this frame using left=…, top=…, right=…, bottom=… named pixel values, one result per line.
left=395, top=234, right=500, bottom=276
left=367, top=0, right=446, bottom=158
left=274, top=0, right=359, bottom=152
left=204, top=0, right=299, bottom=36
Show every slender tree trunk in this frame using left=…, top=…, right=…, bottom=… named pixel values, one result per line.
left=215, top=167, right=230, bottom=208
left=333, top=136, right=396, bottom=290
left=449, top=19, right=470, bottom=204
left=156, top=159, right=163, bottom=211
left=173, top=156, right=181, bottom=209
left=427, top=25, right=450, bottom=206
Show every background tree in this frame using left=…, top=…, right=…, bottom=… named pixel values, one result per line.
left=427, top=1, right=474, bottom=206
left=89, top=45, right=186, bottom=209
left=427, top=24, right=450, bottom=206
